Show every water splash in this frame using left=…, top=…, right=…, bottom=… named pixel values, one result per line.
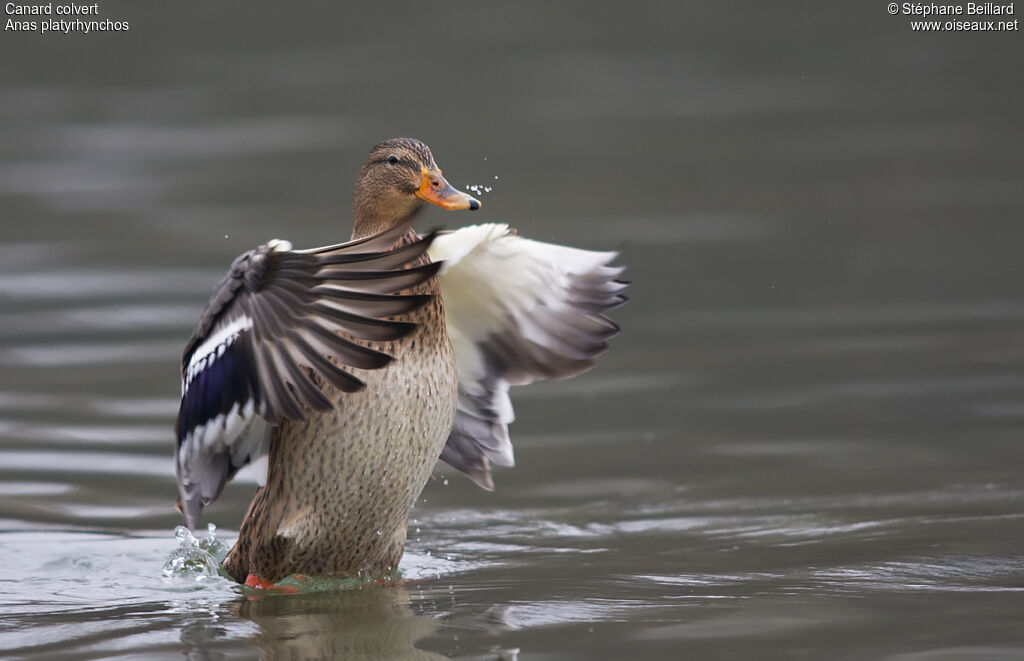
left=162, top=523, right=229, bottom=581
left=199, top=522, right=231, bottom=559
left=464, top=183, right=494, bottom=196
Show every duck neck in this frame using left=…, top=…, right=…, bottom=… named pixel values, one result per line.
left=351, top=196, right=423, bottom=241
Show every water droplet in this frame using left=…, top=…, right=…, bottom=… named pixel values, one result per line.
left=442, top=479, right=449, bottom=486
left=174, top=525, right=198, bottom=547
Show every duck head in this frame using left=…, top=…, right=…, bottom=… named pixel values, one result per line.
left=352, top=137, right=480, bottom=238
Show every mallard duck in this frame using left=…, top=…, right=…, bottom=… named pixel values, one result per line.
left=175, top=138, right=626, bottom=586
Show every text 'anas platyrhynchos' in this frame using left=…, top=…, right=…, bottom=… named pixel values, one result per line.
left=174, top=138, right=627, bottom=586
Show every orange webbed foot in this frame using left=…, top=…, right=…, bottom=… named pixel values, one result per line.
left=244, top=574, right=301, bottom=594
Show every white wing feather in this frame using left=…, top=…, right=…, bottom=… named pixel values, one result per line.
left=428, top=224, right=626, bottom=489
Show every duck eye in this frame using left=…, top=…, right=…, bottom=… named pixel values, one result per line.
left=388, top=155, right=398, bottom=164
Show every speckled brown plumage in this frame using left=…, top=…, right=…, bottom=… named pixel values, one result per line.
left=222, top=139, right=468, bottom=583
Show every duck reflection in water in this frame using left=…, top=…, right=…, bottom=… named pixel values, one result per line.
left=227, top=586, right=446, bottom=661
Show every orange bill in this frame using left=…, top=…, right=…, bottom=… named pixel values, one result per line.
left=415, top=166, right=481, bottom=211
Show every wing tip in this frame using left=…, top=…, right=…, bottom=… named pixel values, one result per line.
left=175, top=494, right=201, bottom=530
left=465, top=465, right=495, bottom=491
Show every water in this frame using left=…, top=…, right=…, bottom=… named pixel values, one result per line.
left=2, top=1, right=1024, bottom=659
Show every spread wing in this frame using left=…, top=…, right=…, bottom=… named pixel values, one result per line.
left=175, top=219, right=438, bottom=527
left=427, top=224, right=626, bottom=490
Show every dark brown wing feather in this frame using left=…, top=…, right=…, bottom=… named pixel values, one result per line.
left=174, top=220, right=437, bottom=528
